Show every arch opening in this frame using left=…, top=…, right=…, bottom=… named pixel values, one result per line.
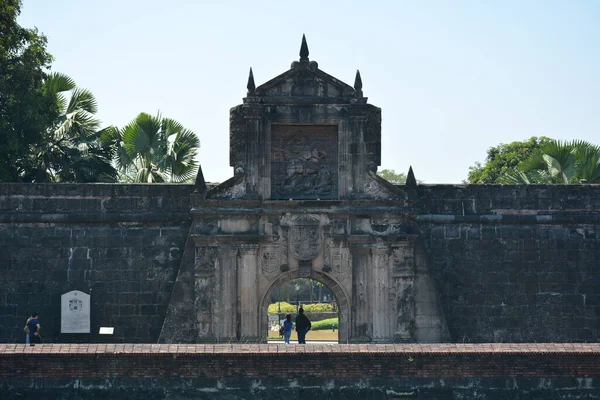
left=259, top=270, right=350, bottom=344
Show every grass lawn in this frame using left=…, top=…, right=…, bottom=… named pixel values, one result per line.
left=267, top=330, right=339, bottom=342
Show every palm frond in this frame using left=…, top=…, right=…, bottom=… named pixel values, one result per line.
left=44, top=72, right=76, bottom=95
left=66, top=88, right=98, bottom=115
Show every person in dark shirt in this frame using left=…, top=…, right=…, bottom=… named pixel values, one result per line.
left=294, top=307, right=311, bottom=344
left=27, top=312, right=41, bottom=345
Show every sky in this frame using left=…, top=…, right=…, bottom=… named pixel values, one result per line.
left=18, top=0, right=600, bottom=184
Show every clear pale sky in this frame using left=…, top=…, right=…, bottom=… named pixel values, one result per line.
left=18, top=0, right=600, bottom=184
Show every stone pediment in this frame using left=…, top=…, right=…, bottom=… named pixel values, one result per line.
left=245, top=35, right=364, bottom=105
left=252, top=63, right=356, bottom=103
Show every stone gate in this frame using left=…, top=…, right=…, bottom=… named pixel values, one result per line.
left=159, top=36, right=448, bottom=344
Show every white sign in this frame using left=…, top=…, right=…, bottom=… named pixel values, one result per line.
left=99, top=327, right=114, bottom=335
left=61, top=290, right=90, bottom=333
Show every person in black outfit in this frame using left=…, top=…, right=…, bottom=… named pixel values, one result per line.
left=294, top=307, right=311, bottom=344
left=27, top=312, right=41, bottom=345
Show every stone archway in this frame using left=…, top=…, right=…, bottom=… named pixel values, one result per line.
left=259, top=269, right=351, bottom=343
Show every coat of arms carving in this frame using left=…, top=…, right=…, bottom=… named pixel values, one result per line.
left=289, top=215, right=322, bottom=261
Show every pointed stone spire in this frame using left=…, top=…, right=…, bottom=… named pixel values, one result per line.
left=246, top=67, right=255, bottom=96
left=406, top=166, right=417, bottom=188
left=299, top=34, right=309, bottom=62
left=194, top=164, right=207, bottom=195
left=354, top=70, right=363, bottom=97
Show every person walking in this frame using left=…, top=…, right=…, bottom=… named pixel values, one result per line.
left=27, top=312, right=41, bottom=345
left=23, top=313, right=33, bottom=344
left=282, top=314, right=293, bottom=344
left=294, top=307, right=311, bottom=344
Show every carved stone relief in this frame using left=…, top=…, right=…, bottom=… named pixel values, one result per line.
left=325, top=243, right=351, bottom=282
left=392, top=242, right=415, bottom=277
left=289, top=214, right=322, bottom=261
left=271, top=125, right=337, bottom=200
left=195, top=246, right=218, bottom=274
left=260, top=247, right=280, bottom=280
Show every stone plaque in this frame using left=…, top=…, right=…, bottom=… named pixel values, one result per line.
left=61, top=290, right=90, bottom=333
left=271, top=124, right=337, bottom=200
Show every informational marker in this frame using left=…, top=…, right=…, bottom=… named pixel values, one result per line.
left=61, top=290, right=90, bottom=333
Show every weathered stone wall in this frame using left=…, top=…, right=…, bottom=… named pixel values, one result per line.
left=1, top=343, right=599, bottom=399
left=417, top=184, right=600, bottom=342
left=0, top=183, right=194, bottom=343
left=1, top=183, right=600, bottom=344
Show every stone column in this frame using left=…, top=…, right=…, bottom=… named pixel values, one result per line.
left=238, top=244, right=260, bottom=341
left=349, top=245, right=372, bottom=342
left=392, top=241, right=416, bottom=342
left=371, top=246, right=391, bottom=343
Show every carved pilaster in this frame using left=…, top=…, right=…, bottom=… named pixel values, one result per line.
left=194, top=246, right=218, bottom=342
left=392, top=241, right=416, bottom=342
left=349, top=245, right=371, bottom=342
left=349, top=115, right=367, bottom=194
left=213, top=245, right=239, bottom=341
left=238, top=244, right=260, bottom=341
left=243, top=105, right=262, bottom=196
left=371, top=246, right=391, bottom=343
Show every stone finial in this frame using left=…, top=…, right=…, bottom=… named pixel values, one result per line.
left=246, top=67, right=256, bottom=96
left=354, top=70, right=363, bottom=97
left=194, top=164, right=207, bottom=195
left=299, top=34, right=309, bottom=62
left=406, top=166, right=417, bottom=188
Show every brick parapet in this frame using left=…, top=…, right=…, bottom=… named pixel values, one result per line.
left=1, top=343, right=599, bottom=380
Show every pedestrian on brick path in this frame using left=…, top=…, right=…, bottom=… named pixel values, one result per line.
left=294, top=307, right=311, bottom=344
left=27, top=312, right=41, bottom=345
left=282, top=314, right=293, bottom=344
left=23, top=313, right=33, bottom=344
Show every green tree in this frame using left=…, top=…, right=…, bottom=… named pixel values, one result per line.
left=501, top=140, right=600, bottom=184
left=0, top=0, right=57, bottom=181
left=24, top=72, right=118, bottom=182
left=377, top=169, right=407, bottom=183
left=467, top=137, right=552, bottom=183
left=114, top=112, right=200, bottom=183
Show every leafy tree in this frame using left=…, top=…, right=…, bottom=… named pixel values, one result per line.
left=501, top=140, right=600, bottom=184
left=24, top=72, right=118, bottom=182
left=114, top=112, right=200, bottom=183
left=467, top=137, right=552, bottom=183
left=0, top=0, right=57, bottom=181
left=377, top=169, right=407, bottom=183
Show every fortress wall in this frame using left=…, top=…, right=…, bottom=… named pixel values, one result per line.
left=1, top=183, right=600, bottom=344
left=418, top=184, right=600, bottom=342
left=0, top=184, right=194, bottom=343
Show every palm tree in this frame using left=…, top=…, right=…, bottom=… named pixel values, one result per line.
left=25, top=72, right=118, bottom=182
left=501, top=140, right=600, bottom=184
left=114, top=112, right=200, bottom=183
